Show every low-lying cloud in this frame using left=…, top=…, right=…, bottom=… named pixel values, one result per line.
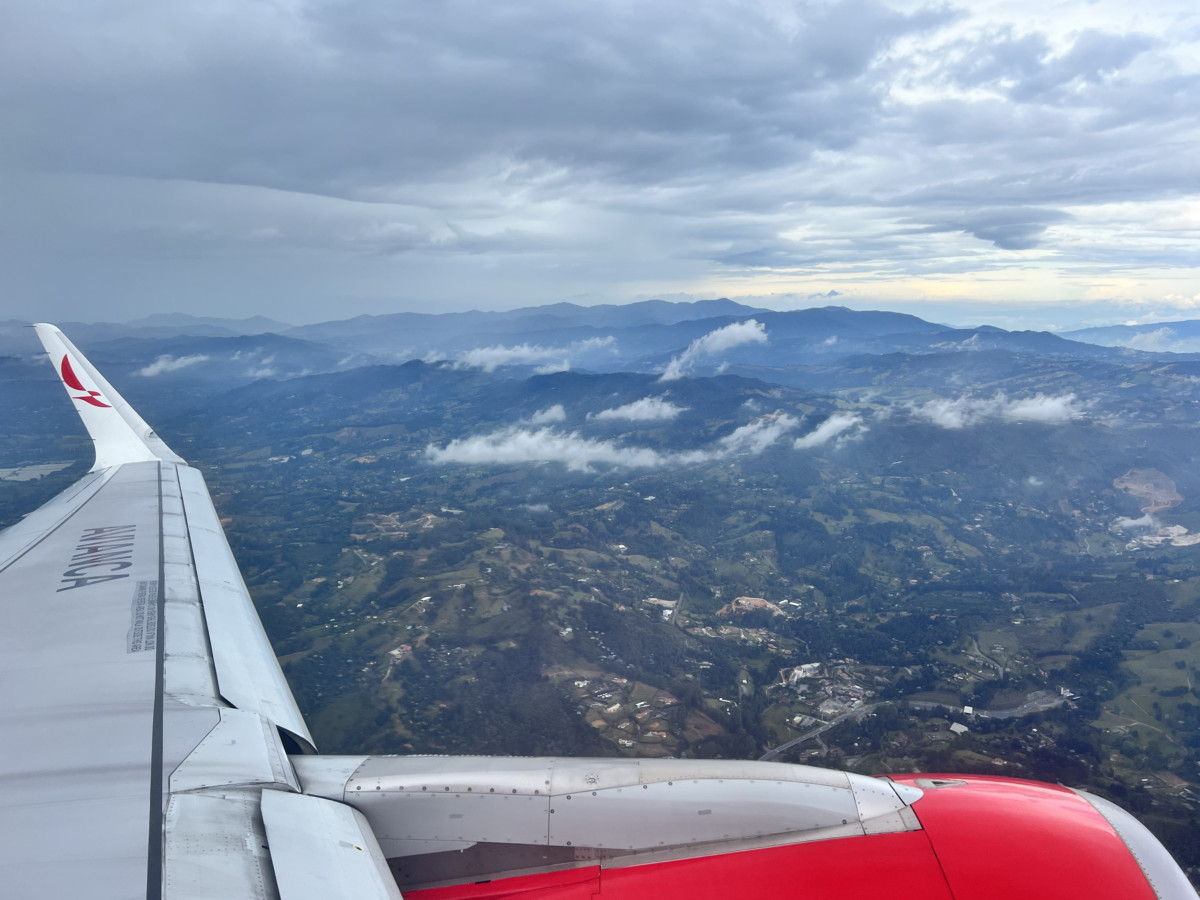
left=719, top=413, right=799, bottom=454
left=793, top=412, right=865, bottom=449
left=457, top=343, right=570, bottom=372
left=661, top=320, right=767, bottom=381
left=1116, top=328, right=1200, bottom=354
left=137, top=354, right=210, bottom=377
left=1114, top=513, right=1156, bottom=531
left=526, top=404, right=566, bottom=424
left=426, top=427, right=667, bottom=472
left=911, top=392, right=1084, bottom=428
left=457, top=336, right=617, bottom=373
left=426, top=411, right=802, bottom=473
left=591, top=397, right=687, bottom=422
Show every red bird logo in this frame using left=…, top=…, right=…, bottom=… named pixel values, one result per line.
left=60, top=355, right=111, bottom=408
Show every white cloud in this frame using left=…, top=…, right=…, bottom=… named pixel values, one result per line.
left=576, top=336, right=618, bottom=353
left=425, top=427, right=668, bottom=472
left=1099, top=326, right=1200, bottom=353
left=793, top=412, right=864, bottom=449
left=456, top=336, right=616, bottom=373
left=592, top=396, right=687, bottom=421
left=1114, top=513, right=1156, bottom=531
left=910, top=392, right=1084, bottom=428
left=427, top=412, right=801, bottom=472
left=661, top=320, right=768, bottom=381
left=137, top=354, right=209, bottom=376
left=719, top=413, right=799, bottom=454
left=1002, top=393, right=1083, bottom=423
left=527, top=404, right=567, bottom=424
left=456, top=343, right=566, bottom=373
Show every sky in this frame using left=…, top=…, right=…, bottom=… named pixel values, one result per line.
left=3, top=0, right=1199, bottom=330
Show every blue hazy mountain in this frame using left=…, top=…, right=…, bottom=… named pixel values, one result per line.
left=1064, top=320, right=1200, bottom=354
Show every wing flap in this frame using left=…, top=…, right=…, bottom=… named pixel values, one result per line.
left=262, top=791, right=404, bottom=900
left=177, top=465, right=315, bottom=752
left=164, top=790, right=276, bottom=900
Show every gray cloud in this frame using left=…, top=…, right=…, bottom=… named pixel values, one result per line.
left=1, top=2, right=1198, bottom=323
left=911, top=207, right=1074, bottom=251
left=944, top=27, right=1158, bottom=102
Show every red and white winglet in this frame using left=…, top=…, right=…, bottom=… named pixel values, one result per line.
left=34, top=324, right=184, bottom=470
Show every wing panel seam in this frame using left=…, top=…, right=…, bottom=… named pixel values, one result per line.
left=145, top=461, right=166, bottom=900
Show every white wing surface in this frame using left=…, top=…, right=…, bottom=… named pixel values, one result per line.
left=0, top=327, right=391, bottom=899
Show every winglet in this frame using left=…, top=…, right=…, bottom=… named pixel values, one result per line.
left=34, top=324, right=185, bottom=470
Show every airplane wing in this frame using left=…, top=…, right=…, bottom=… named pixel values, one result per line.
left=3, top=326, right=1196, bottom=899
left=0, top=325, right=399, bottom=899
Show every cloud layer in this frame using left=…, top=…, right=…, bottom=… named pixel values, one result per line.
left=427, top=384, right=1091, bottom=472
left=4, top=1, right=1198, bottom=323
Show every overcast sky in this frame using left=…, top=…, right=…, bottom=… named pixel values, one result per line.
left=3, top=0, right=1198, bottom=328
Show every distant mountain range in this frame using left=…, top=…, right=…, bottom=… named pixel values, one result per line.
left=3, top=302, right=1199, bottom=411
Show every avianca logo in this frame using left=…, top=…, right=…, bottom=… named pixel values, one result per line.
left=60, top=355, right=111, bottom=408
